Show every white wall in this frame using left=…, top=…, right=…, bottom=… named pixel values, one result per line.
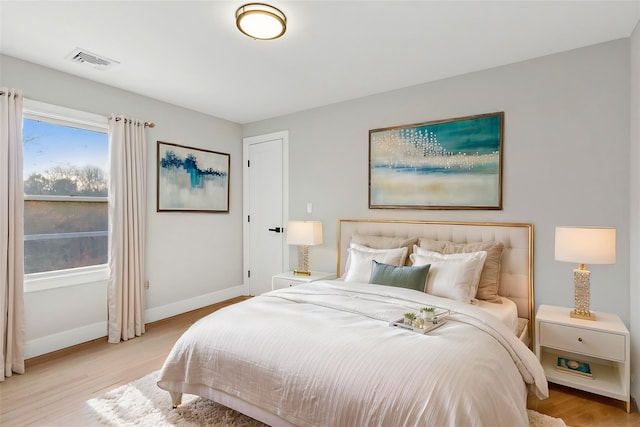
left=244, top=41, right=631, bottom=328
left=630, top=17, right=640, bottom=404
left=1, top=37, right=636, bottom=404
left=1, top=55, right=245, bottom=357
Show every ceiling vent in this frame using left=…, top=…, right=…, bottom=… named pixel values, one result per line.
left=66, top=48, right=119, bottom=70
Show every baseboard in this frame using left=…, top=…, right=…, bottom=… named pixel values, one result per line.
left=144, top=285, right=246, bottom=323
left=25, top=321, right=107, bottom=359
left=25, top=285, right=247, bottom=359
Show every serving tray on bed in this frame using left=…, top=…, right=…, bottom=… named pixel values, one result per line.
left=390, top=318, right=447, bottom=334
left=390, top=310, right=450, bottom=334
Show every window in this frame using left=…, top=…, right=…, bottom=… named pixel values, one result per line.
left=23, top=100, right=109, bottom=291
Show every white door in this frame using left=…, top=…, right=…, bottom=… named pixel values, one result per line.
left=243, top=131, right=289, bottom=295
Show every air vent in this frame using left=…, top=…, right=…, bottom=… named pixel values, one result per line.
left=66, top=48, right=119, bottom=70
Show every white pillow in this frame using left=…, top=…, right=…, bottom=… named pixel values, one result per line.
left=413, top=245, right=490, bottom=297
left=410, top=248, right=487, bottom=303
left=343, top=245, right=408, bottom=283
left=343, top=243, right=407, bottom=278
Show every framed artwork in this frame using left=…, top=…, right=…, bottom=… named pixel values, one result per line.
left=157, top=141, right=230, bottom=212
left=369, top=112, right=503, bottom=210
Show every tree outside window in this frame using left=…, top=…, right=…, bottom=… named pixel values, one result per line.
left=23, top=118, right=108, bottom=274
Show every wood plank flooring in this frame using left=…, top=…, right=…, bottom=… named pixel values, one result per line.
left=528, top=384, right=640, bottom=427
left=1, top=295, right=638, bottom=426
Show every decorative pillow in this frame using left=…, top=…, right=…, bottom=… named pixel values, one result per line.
left=343, top=241, right=411, bottom=278
left=369, top=260, right=430, bottom=291
left=410, top=249, right=487, bottom=303
left=343, top=245, right=408, bottom=283
left=417, top=239, right=504, bottom=303
left=350, top=234, right=418, bottom=266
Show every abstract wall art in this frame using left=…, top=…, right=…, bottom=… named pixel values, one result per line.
left=157, top=141, right=230, bottom=212
left=369, top=112, right=503, bottom=210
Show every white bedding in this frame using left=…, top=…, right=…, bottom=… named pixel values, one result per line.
left=476, top=296, right=519, bottom=335
left=158, top=280, right=547, bottom=426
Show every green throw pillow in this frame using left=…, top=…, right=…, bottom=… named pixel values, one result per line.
left=369, top=260, right=430, bottom=291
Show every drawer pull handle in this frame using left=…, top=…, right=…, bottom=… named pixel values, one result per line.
left=578, top=337, right=583, bottom=343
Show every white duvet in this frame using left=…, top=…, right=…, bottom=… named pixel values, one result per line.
left=158, top=280, right=548, bottom=427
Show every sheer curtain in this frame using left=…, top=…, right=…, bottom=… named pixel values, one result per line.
left=0, top=87, right=25, bottom=380
left=107, top=115, right=147, bottom=343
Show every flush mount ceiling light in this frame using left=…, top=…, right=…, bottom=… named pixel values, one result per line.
left=235, top=3, right=286, bottom=40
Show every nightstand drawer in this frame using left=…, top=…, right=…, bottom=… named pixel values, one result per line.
left=272, top=277, right=300, bottom=289
left=539, top=322, right=625, bottom=362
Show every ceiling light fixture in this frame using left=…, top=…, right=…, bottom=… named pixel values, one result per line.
left=235, top=3, right=286, bottom=40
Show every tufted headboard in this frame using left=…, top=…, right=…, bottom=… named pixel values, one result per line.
left=337, top=219, right=534, bottom=344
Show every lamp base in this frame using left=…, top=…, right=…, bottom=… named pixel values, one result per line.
left=570, top=310, right=596, bottom=321
left=571, top=267, right=596, bottom=321
left=295, top=245, right=310, bottom=276
left=293, top=270, right=311, bottom=276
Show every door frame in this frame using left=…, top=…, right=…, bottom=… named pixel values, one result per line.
left=242, top=130, right=289, bottom=294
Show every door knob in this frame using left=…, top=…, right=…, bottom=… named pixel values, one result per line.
left=268, top=227, right=282, bottom=233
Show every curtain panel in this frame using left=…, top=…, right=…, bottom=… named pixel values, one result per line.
left=0, top=87, right=25, bottom=380
left=107, top=115, right=147, bottom=343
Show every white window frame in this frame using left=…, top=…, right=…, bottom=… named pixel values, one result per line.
left=22, top=99, right=109, bottom=293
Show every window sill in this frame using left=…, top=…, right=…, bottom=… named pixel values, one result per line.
left=24, top=264, right=108, bottom=293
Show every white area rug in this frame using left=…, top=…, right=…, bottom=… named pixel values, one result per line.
left=86, top=370, right=567, bottom=426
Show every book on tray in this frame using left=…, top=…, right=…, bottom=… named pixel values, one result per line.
left=556, top=357, right=592, bottom=378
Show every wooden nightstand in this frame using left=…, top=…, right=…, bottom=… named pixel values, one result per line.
left=535, top=304, right=630, bottom=412
left=271, top=271, right=336, bottom=291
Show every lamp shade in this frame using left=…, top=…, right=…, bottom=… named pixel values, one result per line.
left=287, top=221, right=323, bottom=246
left=555, top=226, right=616, bottom=265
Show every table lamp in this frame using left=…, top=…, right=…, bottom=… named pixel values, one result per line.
left=287, top=221, right=323, bottom=275
left=554, top=226, right=616, bottom=321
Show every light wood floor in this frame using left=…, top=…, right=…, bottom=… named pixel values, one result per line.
left=1, top=296, right=639, bottom=427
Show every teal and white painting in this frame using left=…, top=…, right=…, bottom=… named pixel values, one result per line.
left=157, top=141, right=229, bottom=212
left=369, top=112, right=503, bottom=209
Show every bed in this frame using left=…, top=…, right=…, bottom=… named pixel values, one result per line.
left=158, top=219, right=548, bottom=426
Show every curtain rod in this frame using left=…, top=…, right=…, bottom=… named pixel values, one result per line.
left=110, top=116, right=155, bottom=128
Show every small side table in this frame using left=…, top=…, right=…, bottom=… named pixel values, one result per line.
left=271, top=271, right=336, bottom=291
left=535, top=304, right=630, bottom=412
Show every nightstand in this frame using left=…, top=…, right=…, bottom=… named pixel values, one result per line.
left=271, top=271, right=336, bottom=291
left=535, top=304, right=630, bottom=412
